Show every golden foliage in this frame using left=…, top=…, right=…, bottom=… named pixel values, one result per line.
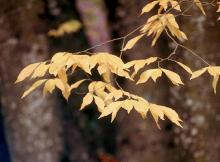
left=191, top=66, right=220, bottom=93
left=48, top=20, right=81, bottom=37
left=16, top=0, right=220, bottom=129
left=16, top=51, right=185, bottom=128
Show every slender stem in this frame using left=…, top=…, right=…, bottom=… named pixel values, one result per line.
left=165, top=29, right=210, bottom=66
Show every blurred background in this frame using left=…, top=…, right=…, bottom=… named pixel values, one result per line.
left=1, top=0, right=220, bottom=162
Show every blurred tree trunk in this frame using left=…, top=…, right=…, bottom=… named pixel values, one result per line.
left=115, top=1, right=173, bottom=162
left=59, top=1, right=113, bottom=161
left=0, top=1, right=63, bottom=162
left=169, top=5, right=220, bottom=162
left=76, top=0, right=112, bottom=52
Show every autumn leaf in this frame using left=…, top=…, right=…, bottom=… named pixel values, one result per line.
left=43, top=79, right=56, bottom=95
left=122, top=34, right=145, bottom=51
left=81, top=93, right=94, bottom=110
left=212, top=75, right=219, bottom=94
left=150, top=104, right=182, bottom=128
left=175, top=61, right=192, bottom=74
left=137, top=69, right=162, bottom=84
left=162, top=69, right=184, bottom=86
left=190, top=67, right=207, bottom=80
left=22, top=79, right=47, bottom=98
left=94, top=96, right=105, bottom=112
left=48, top=19, right=81, bottom=37
left=141, top=1, right=159, bottom=14
left=194, top=0, right=206, bottom=15
left=70, top=80, right=86, bottom=91
left=15, top=62, right=41, bottom=83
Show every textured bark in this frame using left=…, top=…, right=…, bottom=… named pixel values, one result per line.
left=169, top=5, right=220, bottom=162
left=57, top=1, right=113, bottom=161
left=0, top=1, right=63, bottom=162
left=115, top=1, right=172, bottom=162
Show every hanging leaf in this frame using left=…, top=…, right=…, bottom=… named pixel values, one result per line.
left=162, top=69, right=184, bottom=86
left=15, top=62, right=41, bottom=83
left=194, top=0, right=206, bottom=15
left=150, top=104, right=182, bottom=128
left=43, top=79, right=56, bottom=95
left=212, top=75, right=219, bottom=94
left=22, top=79, right=47, bottom=98
left=207, top=66, right=220, bottom=94
left=94, top=96, right=105, bottom=113
left=80, top=93, right=94, bottom=110
left=175, top=61, right=192, bottom=74
left=70, top=79, right=86, bottom=91
left=122, top=34, right=145, bottom=51
left=99, top=101, right=122, bottom=122
left=31, top=62, right=49, bottom=79
left=121, top=100, right=134, bottom=114
left=137, top=69, right=162, bottom=84
left=141, top=1, right=159, bottom=14
left=190, top=67, right=207, bottom=80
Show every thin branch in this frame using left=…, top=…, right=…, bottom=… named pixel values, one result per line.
left=165, top=29, right=210, bottom=66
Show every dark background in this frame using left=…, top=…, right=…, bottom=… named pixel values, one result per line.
left=0, top=0, right=220, bottom=162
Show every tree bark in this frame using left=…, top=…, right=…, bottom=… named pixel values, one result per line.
left=115, top=1, right=172, bottom=162
left=0, top=1, right=63, bottom=162
left=169, top=5, right=220, bottom=162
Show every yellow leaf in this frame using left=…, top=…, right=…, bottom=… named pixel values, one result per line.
left=31, top=62, right=49, bottom=79
left=97, top=64, right=107, bottom=75
left=151, top=69, right=162, bottom=82
left=190, top=67, right=207, bottom=80
left=88, top=82, right=96, bottom=92
left=150, top=104, right=165, bottom=129
left=212, top=75, right=219, bottom=94
left=146, top=57, right=158, bottom=65
left=43, top=79, right=56, bottom=95
left=152, top=28, right=163, bottom=46
left=162, top=106, right=183, bottom=127
left=150, top=104, right=182, bottom=128
left=105, top=90, right=123, bottom=101
left=121, top=100, right=134, bottom=114
left=15, top=63, right=41, bottom=83
left=133, top=100, right=149, bottom=119
left=49, top=52, right=70, bottom=76
left=48, top=19, right=81, bottom=37
left=194, top=0, right=206, bottom=15
left=162, top=69, right=184, bottom=86
left=54, top=79, right=65, bottom=91
left=141, top=1, right=159, bottom=14
left=170, top=1, right=181, bottom=11
left=137, top=70, right=152, bottom=84
left=175, top=61, right=192, bottom=74
left=122, top=34, right=145, bottom=51
left=208, top=66, right=220, bottom=76
left=54, top=78, right=70, bottom=100
left=111, top=107, right=121, bottom=122
left=80, top=93, right=93, bottom=110
left=99, top=101, right=122, bottom=122
left=134, top=60, right=147, bottom=74
left=70, top=80, right=86, bottom=91
left=94, top=96, right=105, bottom=113
left=137, top=69, right=162, bottom=84
left=22, top=79, right=47, bottom=98
left=58, top=68, right=68, bottom=83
